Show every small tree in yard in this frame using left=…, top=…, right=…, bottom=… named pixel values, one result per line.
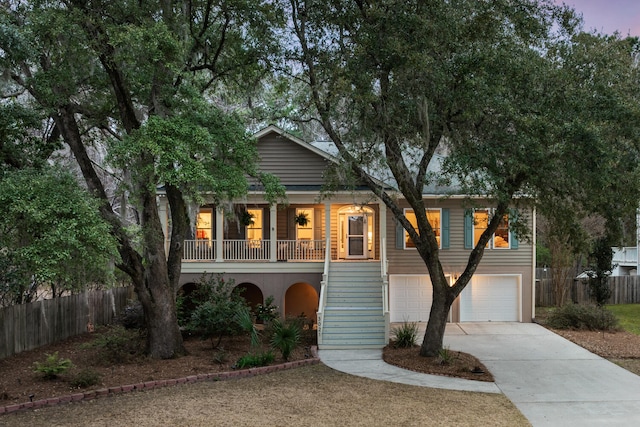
left=187, top=275, right=251, bottom=349
left=585, top=237, right=614, bottom=307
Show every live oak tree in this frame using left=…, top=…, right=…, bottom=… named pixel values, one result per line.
left=284, top=0, right=640, bottom=355
left=1, top=1, right=284, bottom=358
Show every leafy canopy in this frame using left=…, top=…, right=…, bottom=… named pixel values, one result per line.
left=0, top=167, right=119, bottom=305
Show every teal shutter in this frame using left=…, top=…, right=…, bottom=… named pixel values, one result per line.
left=510, top=209, right=519, bottom=249
left=396, top=220, right=405, bottom=249
left=464, top=210, right=473, bottom=249
left=441, top=208, right=450, bottom=249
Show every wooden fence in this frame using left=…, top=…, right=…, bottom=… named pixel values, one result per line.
left=536, top=274, right=640, bottom=307
left=0, top=287, right=134, bottom=359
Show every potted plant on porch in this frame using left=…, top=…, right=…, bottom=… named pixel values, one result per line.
left=294, top=212, right=309, bottom=227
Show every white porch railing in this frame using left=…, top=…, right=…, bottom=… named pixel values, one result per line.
left=613, top=247, right=638, bottom=266
left=181, top=239, right=326, bottom=262
left=276, top=240, right=326, bottom=261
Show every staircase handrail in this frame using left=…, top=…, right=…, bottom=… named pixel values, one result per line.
left=381, top=237, right=389, bottom=315
left=317, top=242, right=331, bottom=345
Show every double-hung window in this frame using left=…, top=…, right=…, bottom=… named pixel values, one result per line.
left=466, top=209, right=515, bottom=249
left=403, top=208, right=442, bottom=249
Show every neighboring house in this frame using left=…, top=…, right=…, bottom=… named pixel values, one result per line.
left=159, top=125, right=535, bottom=349
left=612, top=247, right=638, bottom=276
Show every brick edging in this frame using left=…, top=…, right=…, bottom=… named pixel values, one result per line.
left=0, top=346, right=320, bottom=416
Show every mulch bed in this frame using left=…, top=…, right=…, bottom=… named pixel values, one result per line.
left=383, top=344, right=494, bottom=382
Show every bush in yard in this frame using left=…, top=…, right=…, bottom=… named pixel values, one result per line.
left=270, top=318, right=301, bottom=361
left=33, top=352, right=73, bottom=380
left=87, top=325, right=144, bottom=364
left=119, top=300, right=145, bottom=330
left=186, top=274, right=251, bottom=348
left=235, top=351, right=275, bottom=369
left=391, top=321, right=419, bottom=348
left=71, top=368, right=102, bottom=388
left=255, top=295, right=279, bottom=324
left=545, top=303, right=619, bottom=331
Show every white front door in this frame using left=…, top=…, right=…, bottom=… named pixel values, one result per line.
left=346, top=213, right=367, bottom=259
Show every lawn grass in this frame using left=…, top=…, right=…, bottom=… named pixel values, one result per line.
left=607, top=304, right=640, bottom=335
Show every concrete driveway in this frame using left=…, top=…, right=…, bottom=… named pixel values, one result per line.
left=445, top=323, right=640, bottom=427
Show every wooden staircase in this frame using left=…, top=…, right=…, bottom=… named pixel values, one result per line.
left=318, top=262, right=387, bottom=349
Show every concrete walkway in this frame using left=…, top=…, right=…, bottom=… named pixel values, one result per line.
left=319, top=322, right=640, bottom=427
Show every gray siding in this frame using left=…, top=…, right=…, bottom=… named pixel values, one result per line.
left=386, top=199, right=534, bottom=274
left=257, top=132, right=329, bottom=186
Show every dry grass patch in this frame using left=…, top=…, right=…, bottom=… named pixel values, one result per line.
left=2, top=365, right=529, bottom=427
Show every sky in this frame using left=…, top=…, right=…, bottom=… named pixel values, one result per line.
left=556, top=0, right=640, bottom=37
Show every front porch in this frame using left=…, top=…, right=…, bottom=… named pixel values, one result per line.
left=170, top=200, right=386, bottom=265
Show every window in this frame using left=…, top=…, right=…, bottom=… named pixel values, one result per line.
left=196, top=209, right=212, bottom=241
left=246, top=208, right=263, bottom=243
left=404, top=208, right=441, bottom=249
left=473, top=209, right=510, bottom=249
left=295, top=208, right=314, bottom=241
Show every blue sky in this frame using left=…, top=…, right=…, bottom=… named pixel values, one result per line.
left=556, top=0, right=640, bottom=36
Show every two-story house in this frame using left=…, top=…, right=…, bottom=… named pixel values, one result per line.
left=159, top=125, right=535, bottom=349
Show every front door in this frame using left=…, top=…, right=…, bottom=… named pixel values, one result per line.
left=346, top=213, right=367, bottom=259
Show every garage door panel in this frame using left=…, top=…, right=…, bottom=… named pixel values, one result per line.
left=390, top=275, right=433, bottom=322
left=460, top=275, right=519, bottom=322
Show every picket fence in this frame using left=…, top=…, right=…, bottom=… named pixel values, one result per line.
left=0, top=287, right=134, bottom=359
left=536, top=272, right=640, bottom=307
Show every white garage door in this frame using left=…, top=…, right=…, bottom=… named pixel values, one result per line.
left=390, top=275, right=433, bottom=322
left=460, top=275, right=520, bottom=322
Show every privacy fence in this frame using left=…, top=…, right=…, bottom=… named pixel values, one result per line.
left=536, top=269, right=640, bottom=307
left=0, top=287, right=134, bottom=359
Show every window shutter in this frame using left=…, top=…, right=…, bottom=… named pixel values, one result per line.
left=464, top=210, right=473, bottom=249
left=441, top=208, right=450, bottom=249
left=510, top=209, right=519, bottom=249
left=396, top=220, right=405, bottom=249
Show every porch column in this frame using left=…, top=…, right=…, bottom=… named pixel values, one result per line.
left=325, top=201, right=331, bottom=260
left=158, top=196, right=169, bottom=256
left=379, top=200, right=387, bottom=258
left=215, top=208, right=224, bottom=262
left=270, top=204, right=277, bottom=262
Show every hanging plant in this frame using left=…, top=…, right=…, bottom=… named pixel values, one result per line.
left=294, top=212, right=309, bottom=227
left=241, top=210, right=254, bottom=226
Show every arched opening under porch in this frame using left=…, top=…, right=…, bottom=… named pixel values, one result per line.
left=284, top=282, right=319, bottom=326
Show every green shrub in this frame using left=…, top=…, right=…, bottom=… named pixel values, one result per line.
left=71, top=368, right=102, bottom=388
left=212, top=349, right=229, bottom=365
left=391, top=321, right=419, bottom=348
left=235, top=351, right=275, bottom=369
left=186, top=275, right=251, bottom=348
left=33, top=352, right=73, bottom=380
left=270, top=318, right=301, bottom=361
left=255, top=295, right=279, bottom=324
left=436, top=346, right=457, bottom=366
left=545, top=304, right=619, bottom=331
left=119, top=300, right=145, bottom=330
left=88, top=325, right=144, bottom=364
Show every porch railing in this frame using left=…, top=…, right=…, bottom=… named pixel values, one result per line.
left=181, top=239, right=326, bottom=262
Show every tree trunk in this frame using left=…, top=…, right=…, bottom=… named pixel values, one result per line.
left=134, top=167, right=185, bottom=358
left=420, top=275, right=454, bottom=356
left=51, top=105, right=185, bottom=358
